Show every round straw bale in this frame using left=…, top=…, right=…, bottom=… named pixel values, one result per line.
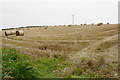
left=16, top=30, right=24, bottom=36
left=45, top=27, right=48, bottom=29
left=97, top=23, right=103, bottom=26
left=68, top=25, right=72, bottom=27
left=107, top=23, right=109, bottom=25
left=5, top=31, right=12, bottom=36
left=97, top=23, right=102, bottom=26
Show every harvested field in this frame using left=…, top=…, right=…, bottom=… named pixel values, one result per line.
left=2, top=24, right=118, bottom=78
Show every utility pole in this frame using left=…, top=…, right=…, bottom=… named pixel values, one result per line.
left=72, top=14, right=74, bottom=25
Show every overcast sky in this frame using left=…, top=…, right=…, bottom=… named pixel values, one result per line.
left=0, top=0, right=119, bottom=29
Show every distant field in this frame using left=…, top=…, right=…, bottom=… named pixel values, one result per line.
left=2, top=24, right=118, bottom=78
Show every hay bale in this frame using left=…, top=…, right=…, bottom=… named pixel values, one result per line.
left=45, top=27, right=48, bottom=29
left=97, top=24, right=101, bottom=26
left=5, top=31, right=12, bottom=36
left=68, top=25, right=72, bottom=27
left=97, top=23, right=103, bottom=26
left=16, top=30, right=24, bottom=36
left=107, top=23, right=109, bottom=25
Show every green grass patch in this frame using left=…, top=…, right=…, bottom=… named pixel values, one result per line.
left=73, top=67, right=83, bottom=76
left=2, top=48, right=39, bottom=78
left=2, top=48, right=71, bottom=78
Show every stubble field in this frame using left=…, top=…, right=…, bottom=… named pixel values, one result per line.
left=2, top=24, right=118, bottom=78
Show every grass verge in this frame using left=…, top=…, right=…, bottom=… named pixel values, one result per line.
left=2, top=48, right=71, bottom=78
